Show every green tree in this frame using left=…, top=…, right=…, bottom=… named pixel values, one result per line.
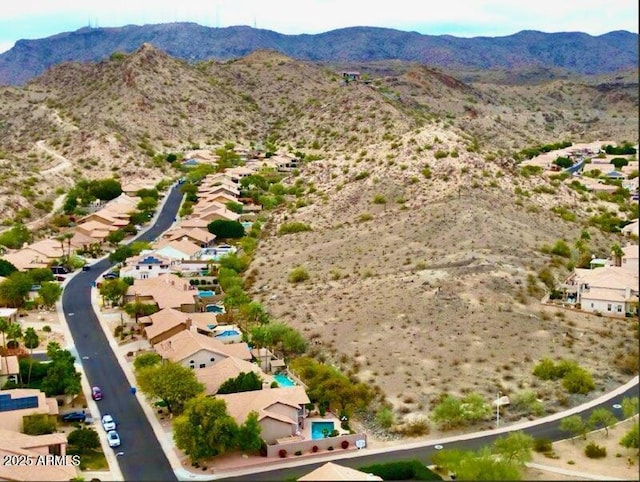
left=622, top=397, right=639, bottom=420
left=492, top=431, right=534, bottom=464
left=133, top=352, right=162, bottom=370
left=27, top=268, right=54, bottom=284
left=23, top=327, right=40, bottom=385
left=217, top=372, right=263, bottom=394
left=108, top=245, right=134, bottom=263
left=431, top=393, right=490, bottom=430
left=620, top=422, right=639, bottom=449
left=105, top=229, right=126, bottom=246
left=6, top=322, right=22, bottom=349
left=0, top=224, right=30, bottom=249
left=0, top=271, right=33, bottom=307
left=123, top=300, right=159, bottom=322
left=237, top=411, right=263, bottom=453
left=88, top=178, right=122, bottom=201
left=553, top=157, right=573, bottom=169
left=41, top=342, right=81, bottom=396
left=173, top=396, right=239, bottom=463
left=0, top=259, right=18, bottom=277
left=588, top=408, right=618, bottom=437
left=559, top=414, right=589, bottom=441
left=207, top=220, right=245, bottom=239
left=98, top=278, right=129, bottom=307
left=37, top=282, right=63, bottom=309
left=511, top=390, right=544, bottom=416
left=610, top=157, right=629, bottom=169
left=432, top=447, right=522, bottom=481
left=239, top=301, right=270, bottom=325
left=225, top=201, right=244, bottom=214
left=137, top=196, right=158, bottom=212
left=135, top=361, right=204, bottom=414
left=23, top=414, right=56, bottom=435
left=136, top=188, right=159, bottom=200
left=67, top=427, right=100, bottom=454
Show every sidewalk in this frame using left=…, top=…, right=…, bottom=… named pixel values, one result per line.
left=525, top=462, right=627, bottom=481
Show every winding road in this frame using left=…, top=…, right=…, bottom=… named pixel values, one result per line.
left=61, top=183, right=183, bottom=481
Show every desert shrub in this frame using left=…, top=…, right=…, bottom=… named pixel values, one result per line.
left=376, top=407, right=394, bottom=429
left=23, top=414, right=56, bottom=435
left=550, top=240, right=571, bottom=258
left=372, top=194, right=387, bottom=204
left=562, top=367, right=595, bottom=394
left=511, top=390, right=545, bottom=416
left=279, top=449, right=287, bottom=458
left=311, top=445, right=319, bottom=453
left=533, top=438, right=553, bottom=453
left=295, top=450, right=302, bottom=456
left=341, top=440, right=349, bottom=449
left=278, top=222, right=312, bottom=235
left=434, top=150, right=448, bottom=159
left=288, top=266, right=309, bottom=283
left=584, top=441, right=607, bottom=459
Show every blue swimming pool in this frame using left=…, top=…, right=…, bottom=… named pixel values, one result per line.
left=216, top=330, right=240, bottom=338
left=311, top=421, right=334, bottom=440
left=205, top=304, right=225, bottom=313
left=273, top=373, right=296, bottom=388
left=198, top=290, right=215, bottom=297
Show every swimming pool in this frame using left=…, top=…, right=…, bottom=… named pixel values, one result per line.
left=205, top=304, right=225, bottom=314
left=215, top=330, right=240, bottom=338
left=198, top=290, right=215, bottom=297
left=273, top=373, right=296, bottom=387
left=311, top=421, right=334, bottom=440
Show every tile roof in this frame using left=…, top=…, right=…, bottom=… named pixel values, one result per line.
left=573, top=267, right=638, bottom=290
left=128, top=274, right=197, bottom=309
left=216, top=386, right=310, bottom=425
left=298, top=462, right=383, bottom=481
left=196, top=356, right=274, bottom=394
left=153, top=239, right=202, bottom=259
left=155, top=330, right=251, bottom=363
left=0, top=355, right=19, bottom=376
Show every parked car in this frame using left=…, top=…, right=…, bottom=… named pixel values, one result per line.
left=62, top=412, right=86, bottom=423
left=102, top=272, right=118, bottom=280
left=91, top=386, right=102, bottom=401
left=51, top=265, right=69, bottom=275
left=101, top=414, right=116, bottom=431
left=107, top=430, right=121, bottom=448
left=82, top=265, right=91, bottom=271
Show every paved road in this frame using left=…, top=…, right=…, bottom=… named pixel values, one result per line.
left=62, top=183, right=183, bottom=481
left=219, top=381, right=639, bottom=481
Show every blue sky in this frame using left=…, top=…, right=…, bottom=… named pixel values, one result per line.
left=1, top=0, right=637, bottom=54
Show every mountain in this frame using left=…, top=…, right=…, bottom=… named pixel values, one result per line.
left=0, top=44, right=637, bottom=428
left=0, top=23, right=637, bottom=85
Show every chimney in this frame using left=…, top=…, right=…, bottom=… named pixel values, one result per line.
left=185, top=318, right=192, bottom=329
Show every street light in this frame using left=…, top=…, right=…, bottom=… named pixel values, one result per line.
left=496, top=391, right=501, bottom=428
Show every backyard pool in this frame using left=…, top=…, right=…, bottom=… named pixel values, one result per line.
left=311, top=421, right=335, bottom=440
left=215, top=330, right=240, bottom=338
left=205, top=304, right=225, bottom=314
left=273, top=373, right=296, bottom=388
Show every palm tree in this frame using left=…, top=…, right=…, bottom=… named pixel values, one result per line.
left=24, top=327, right=40, bottom=385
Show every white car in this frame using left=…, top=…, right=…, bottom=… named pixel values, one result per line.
left=107, top=430, right=121, bottom=448
left=101, top=414, right=116, bottom=431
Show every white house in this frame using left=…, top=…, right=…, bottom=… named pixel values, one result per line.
left=120, top=253, right=172, bottom=280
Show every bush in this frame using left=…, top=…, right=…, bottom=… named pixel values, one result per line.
left=278, top=222, right=312, bottom=235
left=295, top=450, right=302, bottom=456
left=279, top=449, right=287, bottom=458
left=584, top=441, right=607, bottom=459
left=533, top=438, right=553, bottom=453
left=562, top=367, right=595, bottom=394
left=311, top=445, right=319, bottom=453
left=23, top=414, right=56, bottom=435
left=341, top=440, right=349, bottom=449
left=288, top=266, right=309, bottom=283
left=328, top=446, right=334, bottom=451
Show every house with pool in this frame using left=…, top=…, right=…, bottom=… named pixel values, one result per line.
left=154, top=329, right=252, bottom=370
left=197, top=356, right=275, bottom=394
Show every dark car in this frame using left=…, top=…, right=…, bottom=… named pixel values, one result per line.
left=51, top=265, right=69, bottom=275
left=91, top=386, right=102, bottom=401
left=82, top=265, right=91, bottom=271
left=62, top=412, right=86, bottom=423
left=102, top=272, right=118, bottom=280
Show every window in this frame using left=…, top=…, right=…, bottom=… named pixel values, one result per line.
left=607, top=304, right=612, bottom=311
left=617, top=305, right=622, bottom=312
left=135, top=266, right=140, bottom=270
left=590, top=303, right=594, bottom=308
left=149, top=265, right=152, bottom=269
left=210, top=357, right=215, bottom=362
left=199, top=364, right=206, bottom=369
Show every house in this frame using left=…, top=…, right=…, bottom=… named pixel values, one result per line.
left=0, top=389, right=59, bottom=433
left=197, top=356, right=274, bottom=395
left=216, top=386, right=310, bottom=445
left=606, top=170, right=626, bottom=180
left=152, top=239, right=202, bottom=261
left=191, top=203, right=241, bottom=223
left=161, top=227, right=216, bottom=248
left=120, top=253, right=172, bottom=280
left=177, top=217, right=211, bottom=230
left=1, top=249, right=49, bottom=271
left=225, top=166, right=255, bottom=184
left=298, top=462, right=383, bottom=481
left=77, top=210, right=129, bottom=229
left=0, top=430, right=76, bottom=481
left=0, top=355, right=19, bottom=386
left=341, top=71, right=361, bottom=82
left=562, top=264, right=639, bottom=317
left=155, top=330, right=251, bottom=369
left=622, top=220, right=639, bottom=237
left=121, top=179, right=158, bottom=196
left=198, top=192, right=242, bottom=207
left=125, top=274, right=198, bottom=312
left=75, top=220, right=119, bottom=242
left=620, top=244, right=639, bottom=274
left=197, top=182, right=240, bottom=199
left=140, top=307, right=218, bottom=345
